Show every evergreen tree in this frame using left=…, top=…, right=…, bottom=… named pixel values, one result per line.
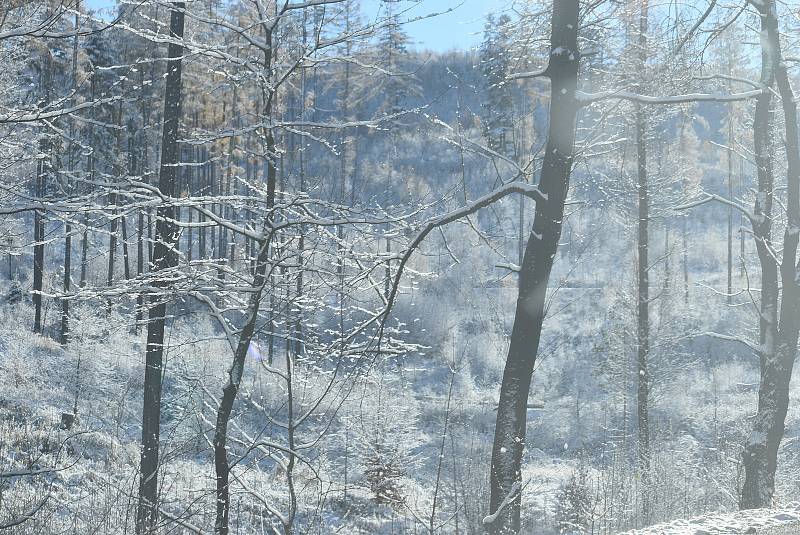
left=555, top=464, right=592, bottom=535
left=371, top=0, right=420, bottom=120
left=479, top=14, right=514, bottom=157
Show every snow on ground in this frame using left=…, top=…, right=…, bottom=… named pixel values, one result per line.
left=620, top=503, right=800, bottom=534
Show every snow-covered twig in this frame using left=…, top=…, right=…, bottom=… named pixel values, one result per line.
left=577, top=88, right=764, bottom=106
left=482, top=481, right=521, bottom=525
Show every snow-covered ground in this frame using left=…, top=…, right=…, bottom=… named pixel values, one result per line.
left=619, top=503, right=800, bottom=534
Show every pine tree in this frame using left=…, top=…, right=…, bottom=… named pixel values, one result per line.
left=374, top=0, right=419, bottom=119
left=555, top=465, right=592, bottom=535
left=480, top=14, right=514, bottom=157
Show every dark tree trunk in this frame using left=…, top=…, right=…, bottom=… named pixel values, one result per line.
left=487, top=1, right=580, bottom=532
left=80, top=211, right=88, bottom=288
left=740, top=156, right=746, bottom=278
left=727, top=78, right=734, bottom=305
left=633, top=0, right=651, bottom=496
left=295, top=54, right=307, bottom=359
left=61, top=223, right=71, bottom=344
left=135, top=3, right=185, bottom=533
left=147, top=209, right=154, bottom=264
left=218, top=89, right=237, bottom=287
left=384, top=235, right=391, bottom=299
left=121, top=216, right=131, bottom=281
left=33, top=135, right=48, bottom=334
left=187, top=126, right=195, bottom=263
left=136, top=207, right=144, bottom=331
left=136, top=133, right=146, bottom=332
left=210, top=156, right=217, bottom=260
left=741, top=0, right=800, bottom=509
left=199, top=147, right=207, bottom=259
left=107, top=106, right=125, bottom=313
left=33, top=89, right=51, bottom=334
left=106, top=190, right=118, bottom=314
left=213, top=231, right=273, bottom=535
left=33, top=45, right=53, bottom=335
left=61, top=4, right=80, bottom=345
left=213, top=25, right=278, bottom=535
left=33, top=173, right=45, bottom=334
left=635, top=104, right=650, bottom=472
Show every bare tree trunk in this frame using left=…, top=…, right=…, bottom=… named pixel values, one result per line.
left=221, top=89, right=237, bottom=275
left=33, top=42, right=53, bottom=335
left=633, top=4, right=651, bottom=517
left=107, top=106, right=125, bottom=313
left=188, top=113, right=198, bottom=263
left=33, top=164, right=45, bottom=334
left=136, top=130, right=146, bottom=332
left=61, top=3, right=80, bottom=345
left=199, top=146, right=207, bottom=259
left=727, top=88, right=734, bottom=305
left=487, top=1, right=580, bottom=532
left=682, top=214, right=689, bottom=304
left=107, top=189, right=118, bottom=314
left=213, top=23, right=277, bottom=535
left=295, top=29, right=308, bottom=359
left=136, top=3, right=185, bottom=532
left=384, top=235, right=391, bottom=299
left=147, top=209, right=153, bottom=264
left=121, top=216, right=131, bottom=280
left=741, top=0, right=800, bottom=509
left=136, top=209, right=144, bottom=330
left=740, top=155, right=746, bottom=278
left=80, top=208, right=88, bottom=288
left=210, top=156, right=217, bottom=260
left=635, top=105, right=650, bottom=466
left=61, top=220, right=71, bottom=344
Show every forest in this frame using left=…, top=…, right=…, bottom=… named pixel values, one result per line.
left=2, top=0, right=800, bottom=534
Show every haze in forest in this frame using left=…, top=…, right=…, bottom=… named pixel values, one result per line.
left=2, top=1, right=800, bottom=535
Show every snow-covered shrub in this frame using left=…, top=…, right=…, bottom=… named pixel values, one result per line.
left=554, top=463, right=592, bottom=534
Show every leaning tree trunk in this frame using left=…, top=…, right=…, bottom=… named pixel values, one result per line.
left=741, top=0, right=800, bottom=509
left=487, top=1, right=580, bottom=533
left=135, top=3, right=185, bottom=533
left=213, top=25, right=278, bottom=535
left=213, top=214, right=273, bottom=535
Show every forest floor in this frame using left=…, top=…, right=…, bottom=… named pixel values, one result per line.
left=619, top=503, right=800, bottom=534
left=759, top=525, right=800, bottom=535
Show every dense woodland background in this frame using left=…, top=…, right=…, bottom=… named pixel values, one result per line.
left=1, top=0, right=800, bottom=533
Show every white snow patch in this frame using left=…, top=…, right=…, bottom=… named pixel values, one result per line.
left=618, top=503, right=800, bottom=534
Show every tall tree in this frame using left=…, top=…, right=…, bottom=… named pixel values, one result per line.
left=60, top=0, right=80, bottom=345
left=136, top=2, right=185, bottom=532
left=487, top=0, right=580, bottom=532
left=740, top=0, right=800, bottom=509
left=632, top=0, right=651, bottom=484
left=213, top=8, right=278, bottom=533
left=480, top=13, right=514, bottom=158
left=32, top=18, right=55, bottom=335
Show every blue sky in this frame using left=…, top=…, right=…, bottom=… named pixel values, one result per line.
left=83, top=0, right=502, bottom=52
left=362, top=0, right=502, bottom=52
